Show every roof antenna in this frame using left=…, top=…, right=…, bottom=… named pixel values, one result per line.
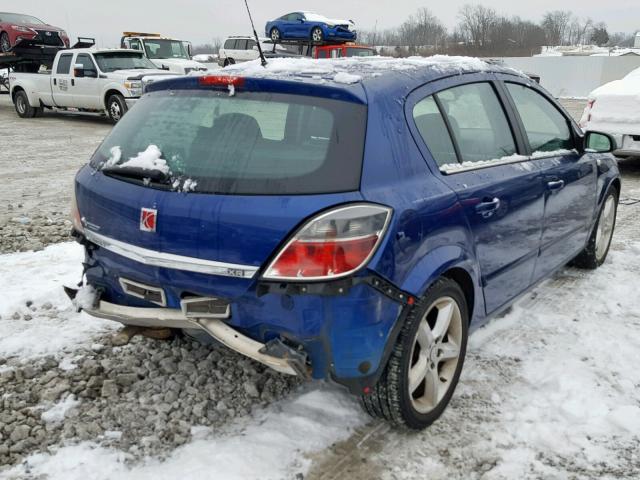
left=244, top=0, right=267, bottom=67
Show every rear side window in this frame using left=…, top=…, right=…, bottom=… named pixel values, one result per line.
left=235, top=39, right=248, bottom=50
left=506, top=83, right=573, bottom=153
left=413, top=96, right=457, bottom=167
left=56, top=54, right=73, bottom=74
left=437, top=83, right=517, bottom=164
left=223, top=39, right=236, bottom=49
left=91, top=90, right=367, bottom=195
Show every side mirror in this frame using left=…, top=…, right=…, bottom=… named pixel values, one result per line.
left=585, top=131, right=615, bottom=153
left=73, top=64, right=85, bottom=78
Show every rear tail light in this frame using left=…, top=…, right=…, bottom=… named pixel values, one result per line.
left=198, top=75, right=245, bottom=88
left=262, top=204, right=392, bottom=281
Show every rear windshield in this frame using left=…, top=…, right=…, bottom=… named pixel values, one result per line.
left=90, top=89, right=367, bottom=195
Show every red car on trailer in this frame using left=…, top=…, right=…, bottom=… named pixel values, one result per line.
left=0, top=12, right=69, bottom=52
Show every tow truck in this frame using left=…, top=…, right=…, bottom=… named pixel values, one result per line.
left=6, top=38, right=176, bottom=122
left=120, top=32, right=207, bottom=74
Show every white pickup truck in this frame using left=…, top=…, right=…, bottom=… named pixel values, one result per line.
left=9, top=48, right=175, bottom=122
left=120, top=32, right=208, bottom=74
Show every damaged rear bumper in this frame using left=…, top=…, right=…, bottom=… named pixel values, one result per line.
left=65, top=287, right=307, bottom=378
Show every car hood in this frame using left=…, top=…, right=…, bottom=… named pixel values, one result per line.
left=151, top=58, right=206, bottom=69
left=303, top=14, right=354, bottom=27
left=108, top=69, right=177, bottom=79
left=21, top=23, right=64, bottom=32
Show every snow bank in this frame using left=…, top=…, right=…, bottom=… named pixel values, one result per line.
left=0, top=243, right=117, bottom=358
left=6, top=386, right=368, bottom=479
left=581, top=67, right=640, bottom=135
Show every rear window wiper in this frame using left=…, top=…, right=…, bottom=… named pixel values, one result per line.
left=102, top=165, right=170, bottom=184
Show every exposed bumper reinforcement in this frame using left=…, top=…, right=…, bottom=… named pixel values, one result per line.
left=68, top=289, right=302, bottom=377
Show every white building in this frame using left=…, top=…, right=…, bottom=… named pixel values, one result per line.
left=635, top=32, right=640, bottom=49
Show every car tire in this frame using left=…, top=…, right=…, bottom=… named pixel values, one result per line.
left=311, top=27, right=324, bottom=43
left=0, top=32, right=10, bottom=53
left=360, top=277, right=469, bottom=429
left=270, top=28, right=281, bottom=42
left=106, top=94, right=127, bottom=124
left=14, top=90, right=38, bottom=118
left=571, top=187, right=618, bottom=269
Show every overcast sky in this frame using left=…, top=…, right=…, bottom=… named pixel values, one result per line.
left=13, top=0, right=640, bottom=47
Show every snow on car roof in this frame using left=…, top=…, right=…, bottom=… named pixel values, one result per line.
left=221, top=55, right=513, bottom=86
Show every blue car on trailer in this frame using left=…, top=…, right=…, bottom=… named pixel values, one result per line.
left=265, top=11, right=356, bottom=44
left=69, top=57, right=620, bottom=429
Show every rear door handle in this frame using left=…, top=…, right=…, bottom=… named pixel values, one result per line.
left=71, top=79, right=75, bottom=87
left=475, top=197, right=501, bottom=216
left=547, top=180, right=565, bottom=191
left=53, top=78, right=57, bottom=86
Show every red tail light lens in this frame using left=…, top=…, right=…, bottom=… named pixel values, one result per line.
left=263, top=204, right=392, bottom=281
left=198, top=75, right=245, bottom=88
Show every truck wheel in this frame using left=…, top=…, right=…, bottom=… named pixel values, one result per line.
left=311, top=27, right=324, bottom=43
left=571, top=187, right=618, bottom=269
left=106, top=94, right=127, bottom=123
left=360, top=277, right=469, bottom=430
left=14, top=90, right=38, bottom=118
left=0, top=32, right=10, bottom=53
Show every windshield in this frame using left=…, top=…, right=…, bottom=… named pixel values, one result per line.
left=91, top=90, right=367, bottom=195
left=0, top=13, right=45, bottom=24
left=346, top=48, right=375, bottom=57
left=94, top=52, right=157, bottom=72
left=143, top=39, right=189, bottom=59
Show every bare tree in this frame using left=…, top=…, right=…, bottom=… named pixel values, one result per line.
left=541, top=10, right=573, bottom=46
left=457, top=4, right=499, bottom=49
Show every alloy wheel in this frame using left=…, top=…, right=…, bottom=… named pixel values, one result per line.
left=408, top=296, right=463, bottom=414
left=312, top=28, right=323, bottom=42
left=270, top=29, right=280, bottom=42
left=595, top=195, right=616, bottom=261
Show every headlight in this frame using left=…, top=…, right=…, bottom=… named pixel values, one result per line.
left=12, top=25, right=32, bottom=33
left=124, top=81, right=143, bottom=95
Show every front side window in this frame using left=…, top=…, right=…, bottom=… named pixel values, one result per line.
left=346, top=48, right=375, bottom=57
left=75, top=54, right=96, bottom=72
left=143, top=39, right=189, bottom=59
left=506, top=83, right=573, bottom=153
left=437, top=83, right=517, bottom=163
left=90, top=90, right=367, bottom=195
left=56, top=54, right=73, bottom=74
left=235, top=39, right=248, bottom=50
left=129, top=39, right=142, bottom=51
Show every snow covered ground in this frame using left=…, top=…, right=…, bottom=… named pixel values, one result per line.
left=2, top=161, right=639, bottom=479
left=1, top=93, right=640, bottom=478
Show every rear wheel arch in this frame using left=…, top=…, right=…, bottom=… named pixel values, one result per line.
left=441, top=267, right=475, bottom=323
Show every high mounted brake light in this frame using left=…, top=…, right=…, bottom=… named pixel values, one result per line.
left=262, top=204, right=393, bottom=281
left=198, top=75, right=245, bottom=88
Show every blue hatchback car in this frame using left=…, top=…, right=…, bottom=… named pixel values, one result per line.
left=70, top=58, right=620, bottom=429
left=265, top=11, right=356, bottom=44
